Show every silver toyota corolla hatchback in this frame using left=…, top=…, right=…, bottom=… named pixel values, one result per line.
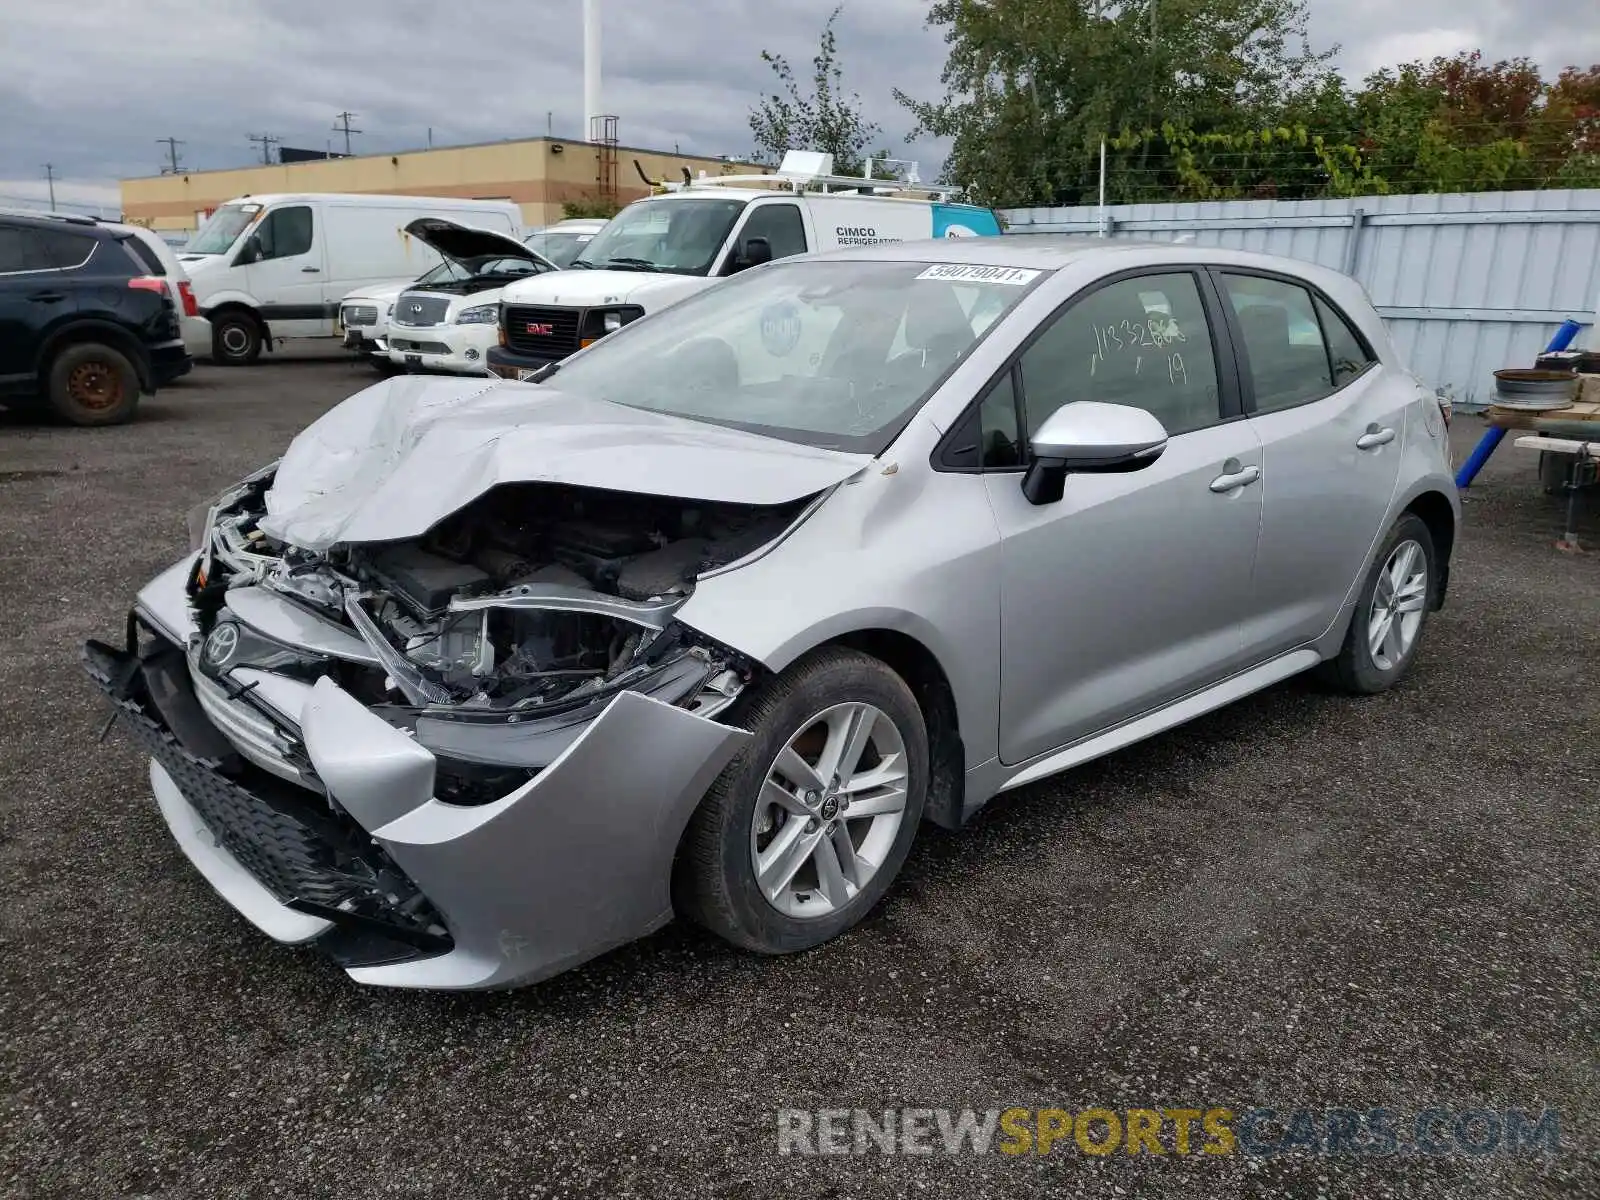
left=85, top=238, right=1460, bottom=990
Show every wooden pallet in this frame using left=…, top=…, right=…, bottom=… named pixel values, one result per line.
left=1488, top=374, right=1600, bottom=434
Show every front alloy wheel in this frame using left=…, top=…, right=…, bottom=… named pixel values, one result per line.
left=676, top=647, right=928, bottom=955
left=751, top=701, right=910, bottom=920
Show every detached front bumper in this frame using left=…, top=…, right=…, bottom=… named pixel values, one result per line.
left=387, top=322, right=497, bottom=375
left=84, top=579, right=749, bottom=990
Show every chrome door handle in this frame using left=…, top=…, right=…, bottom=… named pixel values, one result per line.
left=1209, top=464, right=1261, bottom=493
left=1356, top=425, right=1396, bottom=449
left=300, top=266, right=321, bottom=273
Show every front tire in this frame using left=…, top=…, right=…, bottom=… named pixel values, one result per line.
left=211, top=311, right=262, bottom=366
left=1319, top=513, right=1436, bottom=694
left=676, top=647, right=928, bottom=955
left=46, top=343, right=141, bottom=426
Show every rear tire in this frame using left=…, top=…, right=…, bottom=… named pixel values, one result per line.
left=675, top=647, right=927, bottom=955
left=46, top=343, right=141, bottom=426
left=1318, top=513, right=1436, bottom=694
left=211, top=311, right=262, bottom=366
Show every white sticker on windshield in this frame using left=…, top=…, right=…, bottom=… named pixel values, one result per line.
left=916, top=264, right=1041, bottom=285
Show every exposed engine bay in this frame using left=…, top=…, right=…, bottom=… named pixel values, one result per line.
left=193, top=470, right=804, bottom=717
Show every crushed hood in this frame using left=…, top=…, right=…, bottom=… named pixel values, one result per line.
left=259, top=375, right=870, bottom=551
left=403, top=217, right=555, bottom=271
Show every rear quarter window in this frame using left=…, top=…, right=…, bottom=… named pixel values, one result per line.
left=121, top=235, right=168, bottom=275
left=33, top=229, right=98, bottom=270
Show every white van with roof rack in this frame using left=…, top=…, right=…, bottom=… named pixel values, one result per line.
left=486, top=152, right=1001, bottom=380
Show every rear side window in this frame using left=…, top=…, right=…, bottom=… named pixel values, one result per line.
left=1314, top=295, right=1376, bottom=387
left=1222, top=274, right=1334, bottom=413
left=121, top=235, right=167, bottom=275
left=33, top=229, right=97, bottom=270
left=0, top=226, right=52, bottom=273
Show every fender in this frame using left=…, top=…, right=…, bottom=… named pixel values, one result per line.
left=34, top=317, right=155, bottom=391
left=196, top=287, right=262, bottom=320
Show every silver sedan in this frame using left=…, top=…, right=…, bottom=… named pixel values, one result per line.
left=85, top=237, right=1459, bottom=989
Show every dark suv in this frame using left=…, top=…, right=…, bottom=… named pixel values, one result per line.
left=0, top=212, right=191, bottom=425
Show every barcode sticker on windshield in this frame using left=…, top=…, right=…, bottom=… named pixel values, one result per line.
left=916, top=264, right=1041, bottom=285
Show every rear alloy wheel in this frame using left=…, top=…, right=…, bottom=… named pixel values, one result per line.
left=1319, top=512, right=1436, bottom=694
left=211, top=312, right=262, bottom=366
left=47, top=343, right=140, bottom=426
left=676, top=648, right=927, bottom=954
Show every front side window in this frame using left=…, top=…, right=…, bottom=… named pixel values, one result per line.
left=547, top=259, right=1038, bottom=451
left=1222, top=274, right=1333, bottom=413
left=1018, top=272, right=1222, bottom=440
left=571, top=198, right=746, bottom=275
left=735, top=203, right=807, bottom=261
left=251, top=206, right=314, bottom=262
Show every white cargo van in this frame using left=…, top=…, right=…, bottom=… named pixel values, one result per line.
left=486, top=154, right=1001, bottom=379
left=178, top=193, right=523, bottom=365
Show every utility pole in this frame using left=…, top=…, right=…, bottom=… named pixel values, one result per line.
left=157, top=137, right=186, bottom=174
left=43, top=163, right=57, bottom=211
left=333, top=111, right=362, bottom=156
left=247, top=132, right=280, bottom=164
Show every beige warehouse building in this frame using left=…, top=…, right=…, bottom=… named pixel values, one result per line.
left=120, top=136, right=770, bottom=233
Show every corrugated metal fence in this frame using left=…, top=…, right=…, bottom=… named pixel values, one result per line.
left=1000, top=190, right=1600, bottom=409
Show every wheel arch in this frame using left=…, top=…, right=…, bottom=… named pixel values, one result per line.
left=796, top=627, right=968, bottom=831
left=1402, top=489, right=1456, bottom=610
left=203, top=301, right=271, bottom=353
left=36, top=320, right=153, bottom=392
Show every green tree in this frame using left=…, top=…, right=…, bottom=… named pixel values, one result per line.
left=749, top=5, right=882, bottom=174
left=561, top=195, right=622, bottom=220
left=895, top=0, right=1337, bottom=206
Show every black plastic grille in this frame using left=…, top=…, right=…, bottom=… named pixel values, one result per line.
left=503, top=304, right=581, bottom=359
left=342, top=304, right=378, bottom=327
left=83, top=638, right=449, bottom=952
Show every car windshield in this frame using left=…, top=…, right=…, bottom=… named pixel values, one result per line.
left=547, top=259, right=1041, bottom=452
left=523, top=228, right=595, bottom=267
left=571, top=198, right=745, bottom=275
left=186, top=204, right=260, bottom=255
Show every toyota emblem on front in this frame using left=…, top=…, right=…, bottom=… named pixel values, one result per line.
left=203, top=623, right=239, bottom=668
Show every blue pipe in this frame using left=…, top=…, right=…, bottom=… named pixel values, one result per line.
left=1455, top=318, right=1587, bottom=489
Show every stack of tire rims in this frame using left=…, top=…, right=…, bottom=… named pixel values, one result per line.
left=1491, top=367, right=1580, bottom=412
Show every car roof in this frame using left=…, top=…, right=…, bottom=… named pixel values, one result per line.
left=804, top=234, right=1362, bottom=288
left=214, top=193, right=521, bottom=209
left=0, top=209, right=117, bottom=236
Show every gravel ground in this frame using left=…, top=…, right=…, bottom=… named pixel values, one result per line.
left=2, top=357, right=1597, bottom=1199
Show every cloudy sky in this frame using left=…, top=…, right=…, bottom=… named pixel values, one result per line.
left=2, top=0, right=1595, bottom=214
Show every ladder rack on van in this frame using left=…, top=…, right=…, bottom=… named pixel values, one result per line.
left=667, top=172, right=963, bottom=204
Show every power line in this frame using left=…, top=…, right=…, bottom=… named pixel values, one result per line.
left=157, top=137, right=186, bottom=174
left=246, top=132, right=280, bottom=165
left=333, top=111, right=362, bottom=156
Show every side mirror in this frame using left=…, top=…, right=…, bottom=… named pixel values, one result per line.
left=1021, top=402, right=1168, bottom=506
left=236, top=234, right=264, bottom=265
left=736, top=236, right=773, bottom=269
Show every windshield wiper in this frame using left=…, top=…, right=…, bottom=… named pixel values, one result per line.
left=602, top=257, right=662, bottom=272
left=567, top=259, right=597, bottom=269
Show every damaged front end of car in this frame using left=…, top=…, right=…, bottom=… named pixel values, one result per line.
left=82, top=464, right=845, bottom=988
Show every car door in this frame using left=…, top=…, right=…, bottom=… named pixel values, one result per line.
left=719, top=201, right=810, bottom=276
left=239, top=204, right=330, bottom=337
left=976, top=269, right=1266, bottom=765
left=0, top=224, right=75, bottom=387
left=1213, top=270, right=1405, bottom=655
